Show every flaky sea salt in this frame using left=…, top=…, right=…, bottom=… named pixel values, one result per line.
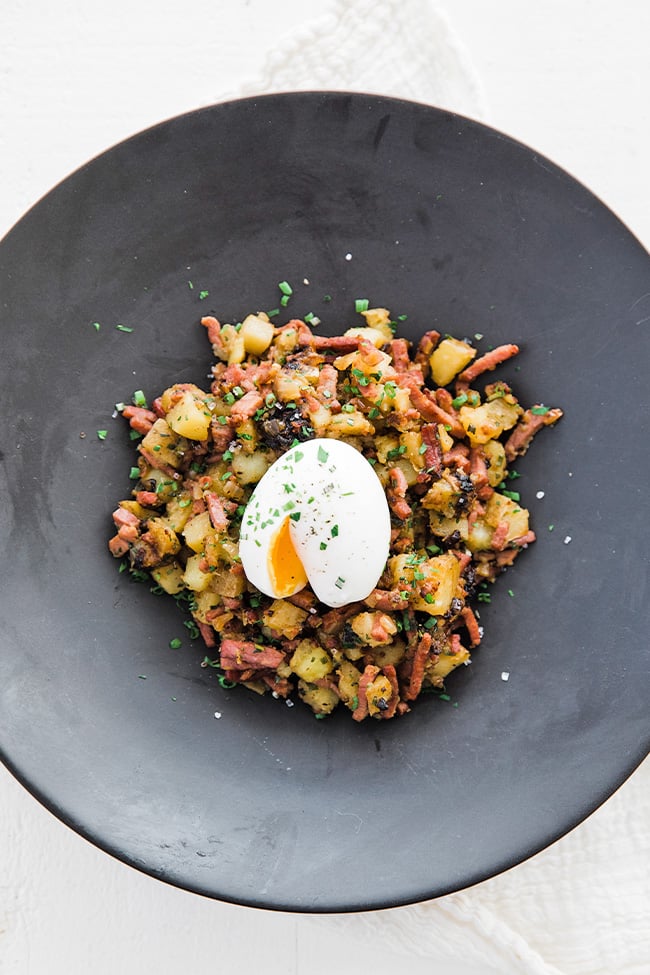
left=345, top=252, right=352, bottom=261
left=536, top=490, right=545, bottom=499
left=501, top=672, right=510, bottom=682
left=564, top=535, right=572, bottom=544
left=213, top=711, right=222, bottom=719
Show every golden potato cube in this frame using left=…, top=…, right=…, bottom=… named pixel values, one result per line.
left=273, top=372, right=304, bottom=403
left=389, top=551, right=461, bottom=615
left=361, top=307, right=394, bottom=341
left=192, top=590, right=223, bottom=623
left=421, top=476, right=461, bottom=516
left=182, top=553, right=213, bottom=592
left=166, top=390, right=212, bottom=441
left=338, top=660, right=362, bottom=709
left=209, top=566, right=246, bottom=598
left=240, top=313, right=274, bottom=356
left=182, top=511, right=212, bottom=553
left=370, top=639, right=406, bottom=669
left=429, top=338, right=476, bottom=386
left=327, top=411, right=375, bottom=438
left=219, top=323, right=246, bottom=365
left=350, top=612, right=398, bottom=647
left=298, top=680, right=339, bottom=716
left=400, top=431, right=425, bottom=472
left=159, top=495, right=193, bottom=534
left=261, top=599, right=309, bottom=640
left=344, top=326, right=388, bottom=348
left=484, top=493, right=530, bottom=541
left=483, top=439, right=507, bottom=486
left=459, top=398, right=521, bottom=446
left=151, top=562, right=185, bottom=595
left=428, top=645, right=471, bottom=679
left=140, top=418, right=185, bottom=468
left=366, top=674, right=394, bottom=717
left=289, top=639, right=334, bottom=682
left=231, top=450, right=271, bottom=485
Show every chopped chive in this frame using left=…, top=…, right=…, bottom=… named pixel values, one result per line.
left=92, top=321, right=101, bottom=332
left=280, top=294, right=290, bottom=307
left=278, top=280, right=293, bottom=296
left=355, top=298, right=369, bottom=313
left=331, top=525, right=339, bottom=537
left=317, top=445, right=329, bottom=464
left=267, top=308, right=280, bottom=319
left=452, top=392, right=468, bottom=408
left=323, top=294, right=332, bottom=302
left=320, top=542, right=327, bottom=550
left=116, top=324, right=133, bottom=333
left=502, top=490, right=520, bottom=501
left=289, top=512, right=301, bottom=522
left=188, top=280, right=194, bottom=290
left=132, top=389, right=147, bottom=407
left=96, top=429, right=107, bottom=440
left=178, top=498, right=192, bottom=508
left=334, top=576, right=345, bottom=589
left=531, top=405, right=550, bottom=415
left=199, top=290, right=209, bottom=300
left=169, top=638, right=182, bottom=649
left=222, top=449, right=233, bottom=461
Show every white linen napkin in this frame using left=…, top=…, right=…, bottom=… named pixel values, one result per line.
left=221, top=2, right=650, bottom=973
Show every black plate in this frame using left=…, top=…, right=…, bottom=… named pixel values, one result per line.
left=1, top=92, right=648, bottom=912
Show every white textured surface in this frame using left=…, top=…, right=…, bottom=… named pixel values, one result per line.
left=1, top=2, right=649, bottom=974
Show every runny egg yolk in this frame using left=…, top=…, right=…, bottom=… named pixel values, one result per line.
left=268, top=516, right=308, bottom=597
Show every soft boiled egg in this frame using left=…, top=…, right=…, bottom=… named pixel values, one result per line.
left=238, top=438, right=391, bottom=608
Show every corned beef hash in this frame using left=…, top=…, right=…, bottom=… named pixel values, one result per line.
left=108, top=304, right=562, bottom=720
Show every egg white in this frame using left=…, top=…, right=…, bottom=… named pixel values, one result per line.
left=238, top=438, right=391, bottom=608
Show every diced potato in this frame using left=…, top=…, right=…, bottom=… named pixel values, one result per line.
left=272, top=325, right=299, bottom=355
left=350, top=612, right=398, bottom=647
left=389, top=551, right=461, bottom=615
left=400, top=431, right=425, bottom=472
left=366, top=674, right=394, bottom=717
left=344, top=326, right=388, bottom=348
left=428, top=645, right=471, bottom=679
left=235, top=418, right=258, bottom=452
left=261, top=599, right=309, bottom=640
left=289, top=639, right=334, bottom=682
left=327, top=411, right=375, bottom=438
left=429, top=337, right=476, bottom=386
left=166, top=390, right=213, bottom=441
left=458, top=398, right=521, bottom=446
left=192, top=589, right=224, bottom=623
left=210, top=566, right=246, bottom=598
left=421, top=474, right=461, bottom=516
left=231, top=450, right=271, bottom=485
left=466, top=519, right=494, bottom=551
left=140, top=418, right=185, bottom=468
left=374, top=434, right=400, bottom=464
left=204, top=534, right=239, bottom=568
left=159, top=495, right=193, bottom=533
left=273, top=372, right=304, bottom=403
left=370, top=639, right=406, bottom=669
left=219, top=323, right=246, bottom=365
left=483, top=493, right=530, bottom=541
left=338, top=660, right=362, bottom=709
left=361, top=307, right=394, bottom=341
left=306, top=399, right=331, bottom=437
left=151, top=562, right=185, bottom=595
left=141, top=467, right=179, bottom=503
left=182, top=553, right=214, bottom=592
left=182, top=511, right=212, bottom=553
left=240, top=313, right=274, bottom=356
left=429, top=512, right=469, bottom=543
left=483, top=439, right=507, bottom=487
left=119, top=499, right=153, bottom=520
left=142, top=517, right=181, bottom=559
left=353, top=346, right=393, bottom=380
left=298, top=680, right=339, bottom=716
left=437, top=423, right=454, bottom=453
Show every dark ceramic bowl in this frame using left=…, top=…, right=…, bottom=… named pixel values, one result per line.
left=1, top=92, right=648, bottom=912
